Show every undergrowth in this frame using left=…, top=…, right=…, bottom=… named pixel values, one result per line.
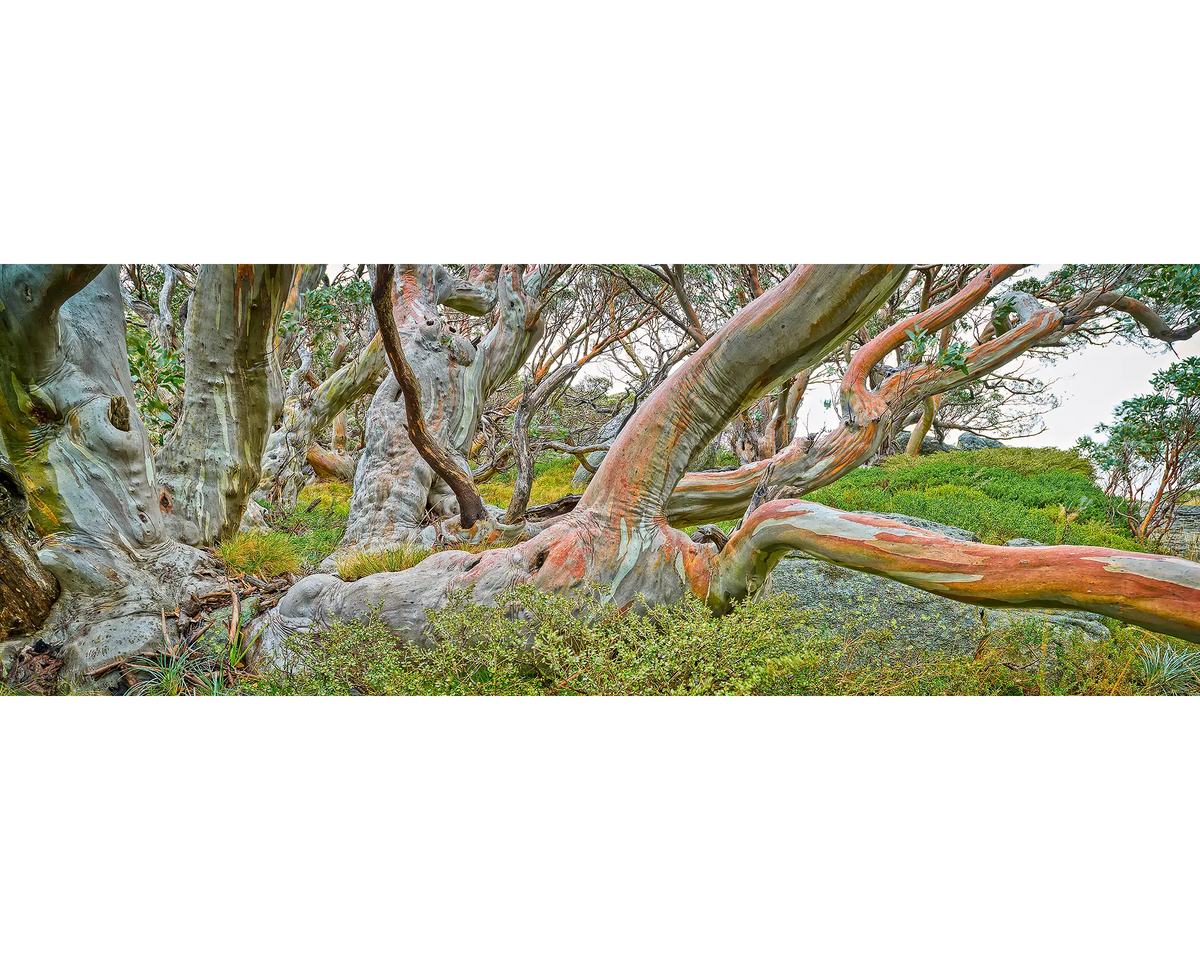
left=807, top=447, right=1146, bottom=550
left=477, top=455, right=578, bottom=509
left=245, top=587, right=1199, bottom=697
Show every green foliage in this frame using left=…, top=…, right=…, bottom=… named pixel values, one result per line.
left=257, top=589, right=801, bottom=696
left=248, top=586, right=1197, bottom=697
left=124, top=323, right=184, bottom=445
left=805, top=447, right=1145, bottom=550
left=1077, top=356, right=1200, bottom=539
left=286, top=277, right=372, bottom=370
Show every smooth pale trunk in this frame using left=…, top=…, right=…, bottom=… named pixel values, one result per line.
left=156, top=264, right=296, bottom=545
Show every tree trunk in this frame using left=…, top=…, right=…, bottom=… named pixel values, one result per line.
left=332, top=265, right=555, bottom=558
left=252, top=262, right=1200, bottom=661
left=156, top=264, right=297, bottom=545
left=0, top=455, right=58, bottom=642
left=258, top=332, right=388, bottom=511
left=0, top=265, right=218, bottom=681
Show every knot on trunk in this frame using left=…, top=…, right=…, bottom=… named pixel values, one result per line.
left=108, top=395, right=131, bottom=431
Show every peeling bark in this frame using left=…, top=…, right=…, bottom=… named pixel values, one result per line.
left=253, top=262, right=1200, bottom=660
left=374, top=264, right=488, bottom=528
left=257, top=265, right=910, bottom=651
left=713, top=501, right=1200, bottom=642
left=333, top=265, right=557, bottom=558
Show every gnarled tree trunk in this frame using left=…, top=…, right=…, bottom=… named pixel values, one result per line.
left=331, top=264, right=558, bottom=558
left=0, top=265, right=219, bottom=681
left=256, top=263, right=1200, bottom=660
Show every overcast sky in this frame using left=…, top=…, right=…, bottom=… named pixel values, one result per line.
left=790, top=266, right=1199, bottom=451
left=361, top=264, right=1193, bottom=452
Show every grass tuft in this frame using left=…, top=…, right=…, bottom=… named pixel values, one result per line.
left=218, top=531, right=301, bottom=579
left=477, top=455, right=579, bottom=509
left=336, top=542, right=433, bottom=581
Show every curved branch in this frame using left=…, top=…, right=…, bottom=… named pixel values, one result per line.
left=667, top=295, right=1068, bottom=525
left=711, top=499, right=1200, bottom=643
left=841, top=264, right=1023, bottom=423
left=1072, top=289, right=1200, bottom=344
left=582, top=264, right=911, bottom=520
left=374, top=264, right=487, bottom=529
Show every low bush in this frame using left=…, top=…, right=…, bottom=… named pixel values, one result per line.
left=807, top=447, right=1145, bottom=550
left=247, top=586, right=1199, bottom=697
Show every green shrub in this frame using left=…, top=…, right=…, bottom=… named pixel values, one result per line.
left=256, top=588, right=802, bottom=696
left=807, top=447, right=1145, bottom=550
left=247, top=585, right=1199, bottom=697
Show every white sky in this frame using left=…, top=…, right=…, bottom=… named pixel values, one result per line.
left=789, top=265, right=1200, bottom=450
left=359, top=264, right=1194, bottom=452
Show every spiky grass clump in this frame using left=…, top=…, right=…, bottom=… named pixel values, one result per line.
left=218, top=531, right=301, bottom=579
left=336, top=542, right=432, bottom=581
left=263, top=482, right=353, bottom=571
left=1137, top=643, right=1200, bottom=695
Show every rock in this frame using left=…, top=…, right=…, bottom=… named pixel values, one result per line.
left=863, top=513, right=980, bottom=543
left=958, top=432, right=1005, bottom=451
left=1004, top=538, right=1043, bottom=547
left=894, top=431, right=951, bottom=454
left=768, top=515, right=1109, bottom=662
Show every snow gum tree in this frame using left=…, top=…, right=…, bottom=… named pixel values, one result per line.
left=258, top=264, right=1200, bottom=656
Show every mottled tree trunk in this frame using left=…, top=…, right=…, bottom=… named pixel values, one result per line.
left=256, top=263, right=1200, bottom=659
left=258, top=332, right=388, bottom=511
left=0, top=265, right=217, bottom=680
left=332, top=265, right=556, bottom=558
left=156, top=264, right=296, bottom=545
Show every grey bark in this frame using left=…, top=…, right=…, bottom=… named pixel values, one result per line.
left=331, top=265, right=552, bottom=559
left=156, top=264, right=297, bottom=545
left=0, top=265, right=217, bottom=680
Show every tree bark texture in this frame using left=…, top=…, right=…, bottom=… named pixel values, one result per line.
left=156, top=263, right=297, bottom=545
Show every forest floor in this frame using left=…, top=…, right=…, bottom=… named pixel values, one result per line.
left=6, top=448, right=1198, bottom=695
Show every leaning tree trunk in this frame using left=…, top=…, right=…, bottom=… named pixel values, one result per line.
left=255, top=263, right=1200, bottom=661
left=155, top=263, right=296, bottom=545
left=0, top=265, right=219, bottom=681
left=331, top=264, right=557, bottom=559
